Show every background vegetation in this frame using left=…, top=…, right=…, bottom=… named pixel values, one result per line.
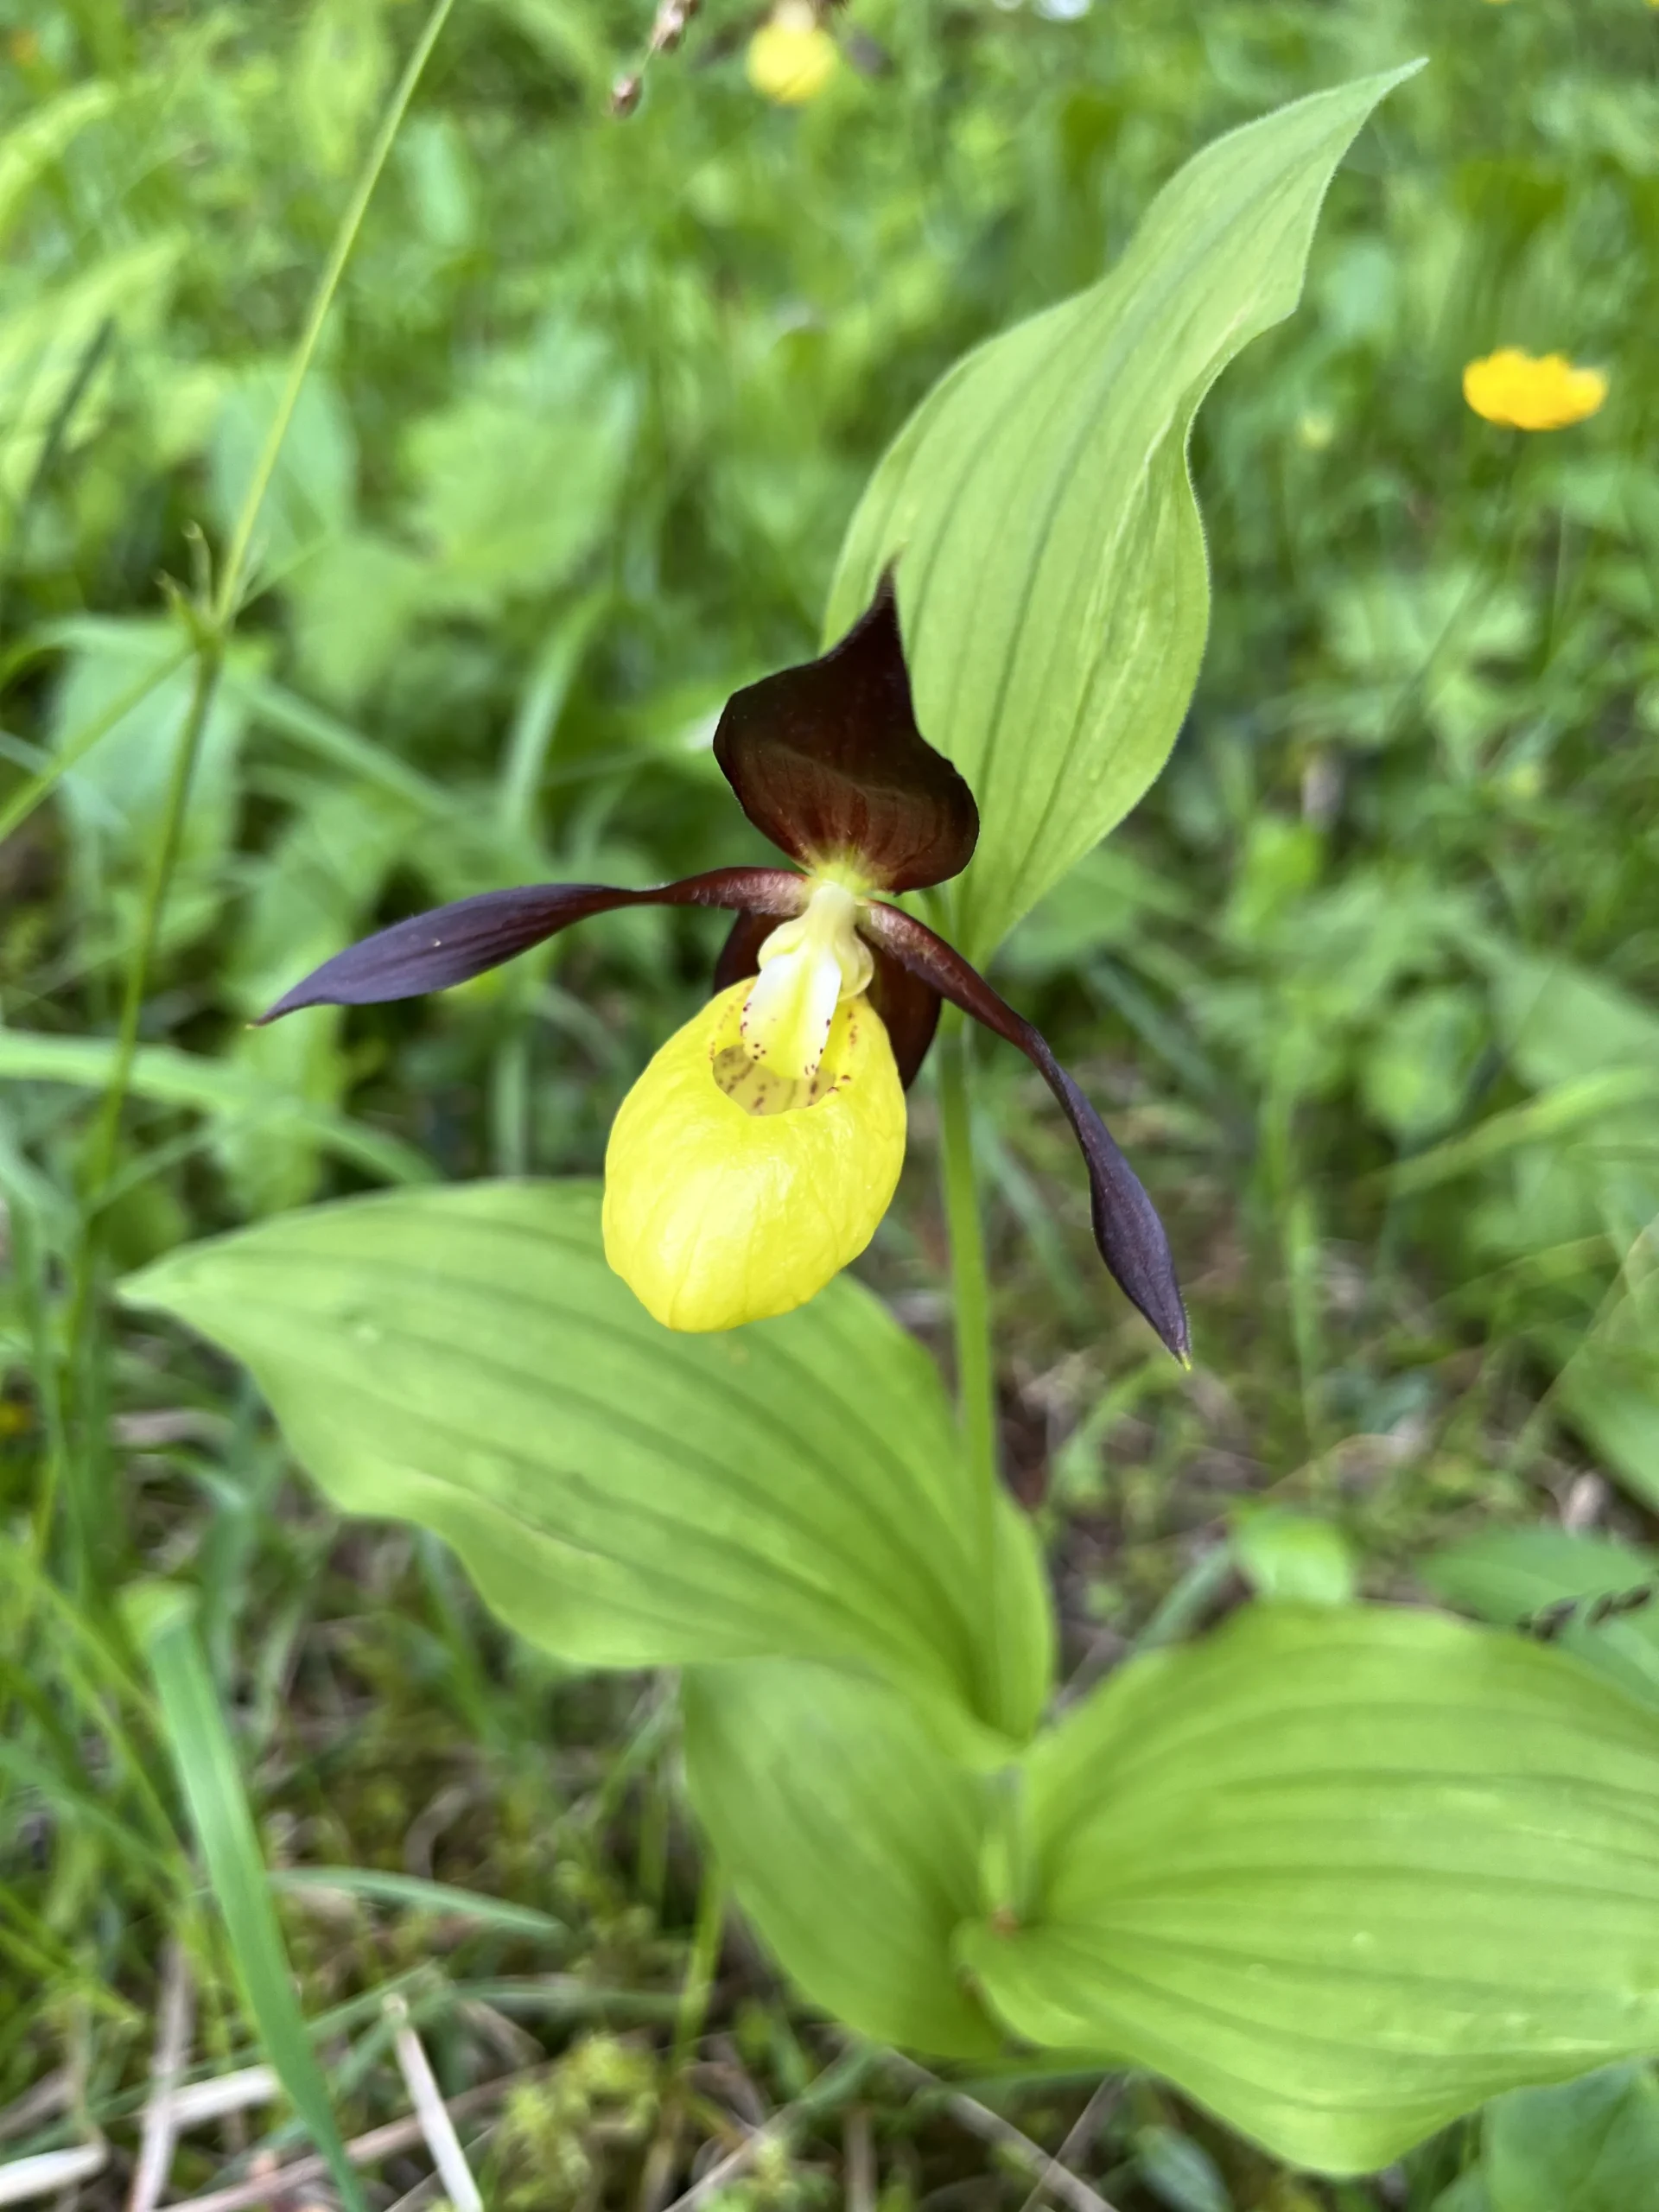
left=4, top=0, right=1659, bottom=2205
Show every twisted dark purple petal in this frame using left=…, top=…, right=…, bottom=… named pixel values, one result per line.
left=713, top=573, right=979, bottom=893
left=860, top=902, right=1190, bottom=1362
left=258, top=868, right=806, bottom=1023
left=712, top=908, right=942, bottom=1090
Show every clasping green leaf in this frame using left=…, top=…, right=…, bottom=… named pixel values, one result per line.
left=961, top=1605, right=1659, bottom=2175
left=828, top=64, right=1423, bottom=964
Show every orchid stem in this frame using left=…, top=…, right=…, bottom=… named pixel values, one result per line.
left=935, top=1004, right=1004, bottom=1718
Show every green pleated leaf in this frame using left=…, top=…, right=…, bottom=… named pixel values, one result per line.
left=826, top=65, right=1420, bottom=964
left=682, top=1659, right=999, bottom=2059
left=1425, top=1528, right=1659, bottom=1712
left=122, top=1180, right=1052, bottom=1749
left=1483, top=2065, right=1659, bottom=2212
left=960, top=1605, right=1659, bottom=2176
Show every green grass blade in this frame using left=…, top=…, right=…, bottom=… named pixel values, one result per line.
left=0, top=639, right=191, bottom=847
left=0, top=1029, right=432, bottom=1185
left=128, top=1584, right=369, bottom=2212
left=273, top=1867, right=567, bottom=1941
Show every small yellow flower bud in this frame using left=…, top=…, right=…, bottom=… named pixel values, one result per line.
left=1462, top=347, right=1607, bottom=431
left=747, top=2, right=839, bottom=105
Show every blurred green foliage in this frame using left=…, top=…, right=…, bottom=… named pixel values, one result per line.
left=5, top=0, right=1659, bottom=2202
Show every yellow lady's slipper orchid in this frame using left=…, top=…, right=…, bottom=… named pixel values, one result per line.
left=602, top=971, right=905, bottom=1331
left=1462, top=347, right=1607, bottom=431
left=262, top=577, right=1188, bottom=1357
left=747, top=2, right=839, bottom=105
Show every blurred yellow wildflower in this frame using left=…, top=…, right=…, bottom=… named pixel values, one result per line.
left=747, top=1, right=839, bottom=104
left=1462, top=348, right=1607, bottom=431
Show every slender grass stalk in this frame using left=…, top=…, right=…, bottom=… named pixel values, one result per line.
left=671, top=1865, right=727, bottom=2075
left=47, top=0, right=459, bottom=1589
left=210, top=0, right=458, bottom=630
left=53, top=643, right=221, bottom=1586
left=933, top=1006, right=1006, bottom=1723
left=132, top=1585, right=370, bottom=2212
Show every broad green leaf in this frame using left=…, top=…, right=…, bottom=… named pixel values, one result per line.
left=826, top=67, right=1420, bottom=963
left=683, top=1659, right=1000, bottom=2059
left=208, top=365, right=359, bottom=576
left=1554, top=1313, right=1659, bottom=1518
left=1231, top=1508, right=1356, bottom=1606
left=128, top=1585, right=367, bottom=2212
left=294, top=0, right=392, bottom=177
left=1360, top=984, right=1486, bottom=1143
left=1131, top=2128, right=1232, bottom=2212
left=0, top=236, right=182, bottom=512
left=1482, top=2065, right=1659, bottom=2212
left=404, top=327, right=634, bottom=613
left=218, top=779, right=425, bottom=1213
left=48, top=618, right=255, bottom=950
left=1433, top=2176, right=1491, bottom=2212
left=287, top=531, right=431, bottom=706
left=1424, top=1529, right=1659, bottom=1712
left=960, top=1605, right=1659, bottom=2176
left=1484, top=950, right=1659, bottom=1091
left=1384, top=1067, right=1659, bottom=1200
left=122, top=1182, right=1053, bottom=1748
left=0, top=81, right=119, bottom=250
left=0, top=635, right=192, bottom=849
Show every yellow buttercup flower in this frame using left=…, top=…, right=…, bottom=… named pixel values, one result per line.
left=261, top=579, right=1189, bottom=1357
left=747, top=1, right=839, bottom=105
left=1462, top=348, right=1607, bottom=431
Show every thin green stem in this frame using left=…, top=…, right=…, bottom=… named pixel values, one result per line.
left=934, top=1007, right=1003, bottom=1716
left=54, top=644, right=222, bottom=1587
left=211, top=0, right=460, bottom=630
left=671, top=1863, right=726, bottom=2075
left=77, top=648, right=224, bottom=1224
left=48, top=0, right=459, bottom=1590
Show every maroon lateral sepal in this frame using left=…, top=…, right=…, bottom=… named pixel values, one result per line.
left=712, top=910, right=774, bottom=996
left=861, top=903, right=1191, bottom=1362
left=712, top=572, right=978, bottom=893
left=257, top=868, right=805, bottom=1023
left=868, top=949, right=942, bottom=1090
left=713, top=909, right=941, bottom=1090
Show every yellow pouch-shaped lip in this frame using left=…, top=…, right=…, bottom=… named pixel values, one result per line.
left=603, top=981, right=906, bottom=1333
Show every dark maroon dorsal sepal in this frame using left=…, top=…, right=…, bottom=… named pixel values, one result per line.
left=712, top=572, right=979, bottom=894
